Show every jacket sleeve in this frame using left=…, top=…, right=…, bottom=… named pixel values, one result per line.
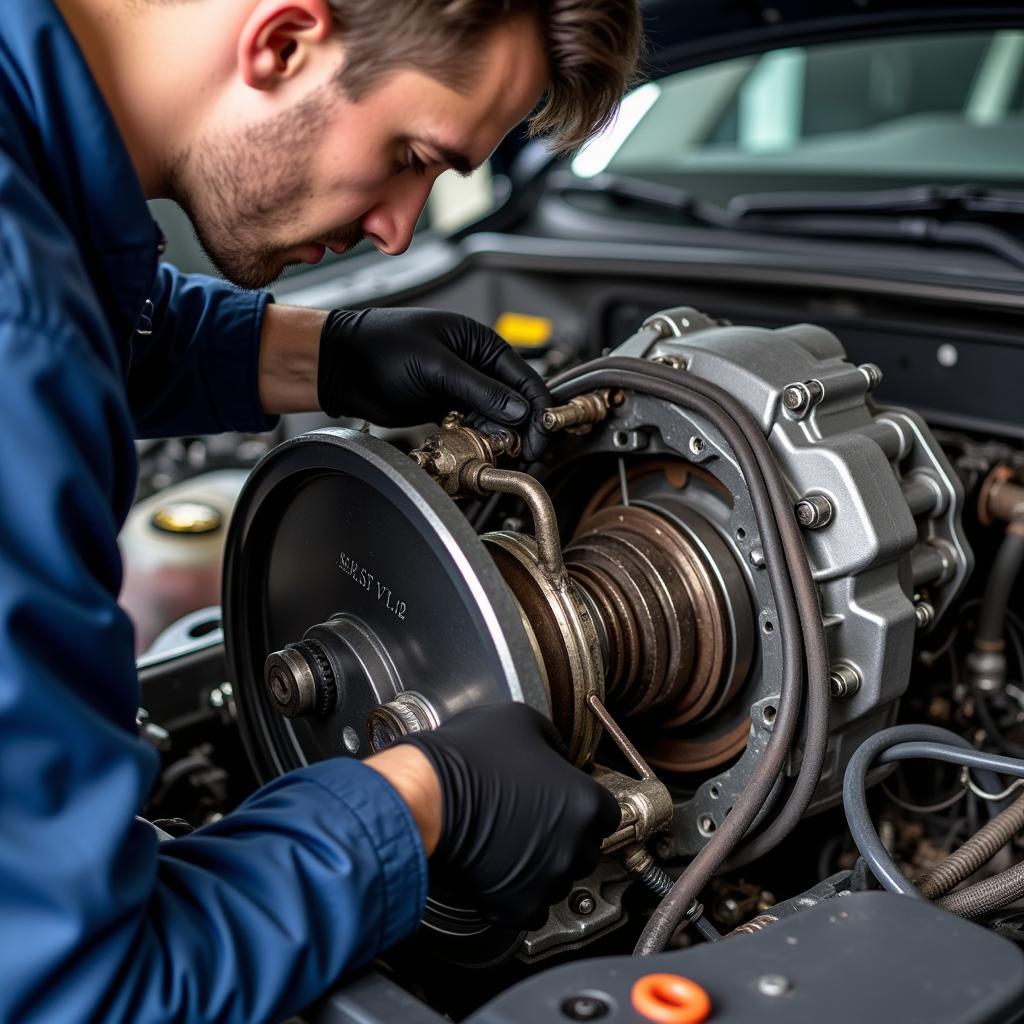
left=127, top=263, right=279, bottom=439
left=0, top=317, right=427, bottom=1024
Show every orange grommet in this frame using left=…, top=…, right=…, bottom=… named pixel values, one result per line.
left=631, top=973, right=711, bottom=1024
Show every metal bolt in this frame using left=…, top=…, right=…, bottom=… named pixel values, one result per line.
left=782, top=380, right=824, bottom=419
left=342, top=726, right=360, bottom=754
left=501, top=517, right=525, bottom=532
left=560, top=995, right=610, bottom=1021
left=914, top=601, right=936, bottom=630
left=718, top=896, right=741, bottom=924
left=757, top=974, right=792, bottom=997
left=830, top=663, right=862, bottom=699
left=688, top=436, right=706, bottom=456
left=366, top=692, right=440, bottom=752
left=859, top=363, right=883, bottom=391
left=264, top=642, right=336, bottom=719
left=570, top=890, right=596, bottom=916
left=795, top=494, right=834, bottom=529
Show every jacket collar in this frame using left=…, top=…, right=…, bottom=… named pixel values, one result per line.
left=0, top=0, right=162, bottom=338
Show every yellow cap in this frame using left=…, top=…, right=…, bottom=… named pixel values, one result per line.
left=494, top=312, right=553, bottom=349
left=151, top=501, right=223, bottom=535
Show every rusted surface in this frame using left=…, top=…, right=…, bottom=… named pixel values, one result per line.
left=568, top=504, right=734, bottom=730
left=978, top=464, right=1024, bottom=526
left=483, top=531, right=604, bottom=767
left=644, top=716, right=751, bottom=774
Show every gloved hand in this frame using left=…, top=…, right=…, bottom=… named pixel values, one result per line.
left=398, top=703, right=622, bottom=930
left=317, top=308, right=552, bottom=460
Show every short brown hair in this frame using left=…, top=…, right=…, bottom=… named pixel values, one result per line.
left=328, top=0, right=645, bottom=153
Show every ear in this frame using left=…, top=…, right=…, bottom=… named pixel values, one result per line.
left=238, top=0, right=334, bottom=91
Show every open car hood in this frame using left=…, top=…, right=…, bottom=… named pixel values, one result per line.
left=644, top=0, right=1024, bottom=73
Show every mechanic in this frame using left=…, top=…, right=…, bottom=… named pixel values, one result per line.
left=0, top=0, right=642, bottom=1021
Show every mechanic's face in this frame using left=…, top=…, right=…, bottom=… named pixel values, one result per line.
left=171, top=16, right=548, bottom=290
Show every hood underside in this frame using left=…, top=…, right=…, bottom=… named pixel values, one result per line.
left=643, top=1, right=1024, bottom=72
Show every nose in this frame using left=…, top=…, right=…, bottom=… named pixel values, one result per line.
left=361, top=174, right=434, bottom=256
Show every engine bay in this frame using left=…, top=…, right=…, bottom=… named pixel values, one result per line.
left=140, top=305, right=1024, bottom=1022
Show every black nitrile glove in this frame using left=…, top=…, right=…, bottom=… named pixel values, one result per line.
left=318, top=308, right=552, bottom=460
left=399, top=703, right=622, bottom=930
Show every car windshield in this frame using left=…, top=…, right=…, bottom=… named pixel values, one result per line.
left=571, top=30, right=1024, bottom=207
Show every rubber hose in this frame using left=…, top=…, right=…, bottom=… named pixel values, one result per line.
left=916, top=792, right=1024, bottom=899
left=555, top=354, right=831, bottom=871
left=551, top=357, right=829, bottom=955
left=879, top=742, right=1024, bottom=783
left=935, top=859, right=1024, bottom=918
left=976, top=529, right=1024, bottom=647
left=843, top=725, right=994, bottom=898
left=552, top=362, right=806, bottom=951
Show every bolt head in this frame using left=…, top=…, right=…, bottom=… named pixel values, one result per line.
left=560, top=996, right=610, bottom=1021
left=783, top=385, right=807, bottom=411
left=757, top=974, right=792, bottom=997
left=570, top=890, right=597, bottom=916
left=795, top=500, right=816, bottom=527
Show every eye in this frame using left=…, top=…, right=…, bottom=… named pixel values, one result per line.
left=405, top=149, right=428, bottom=177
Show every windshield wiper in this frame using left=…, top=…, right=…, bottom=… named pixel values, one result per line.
left=547, top=170, right=732, bottom=227
left=551, top=174, right=1024, bottom=271
left=728, top=184, right=1024, bottom=219
left=727, top=185, right=1024, bottom=271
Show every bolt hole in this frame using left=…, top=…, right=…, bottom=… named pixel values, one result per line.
left=688, top=436, right=706, bottom=456
left=612, top=431, right=631, bottom=449
left=698, top=814, right=717, bottom=836
left=709, top=785, right=721, bottom=799
left=736, top=527, right=746, bottom=540
left=188, top=617, right=221, bottom=638
left=762, top=620, right=774, bottom=635
left=763, top=705, right=777, bottom=725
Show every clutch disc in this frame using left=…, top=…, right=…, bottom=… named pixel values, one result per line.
left=223, top=428, right=548, bottom=779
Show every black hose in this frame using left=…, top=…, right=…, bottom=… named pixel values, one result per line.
left=559, top=356, right=831, bottom=868
left=842, top=725, right=1000, bottom=898
left=550, top=354, right=829, bottom=954
left=976, top=529, right=1024, bottom=647
left=916, top=792, right=1024, bottom=900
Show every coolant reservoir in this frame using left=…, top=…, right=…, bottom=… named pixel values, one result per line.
left=120, top=470, right=249, bottom=655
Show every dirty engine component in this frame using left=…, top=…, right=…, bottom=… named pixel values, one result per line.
left=224, top=306, right=970, bottom=965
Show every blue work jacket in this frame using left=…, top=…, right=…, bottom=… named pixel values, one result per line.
left=0, top=3, right=427, bottom=1022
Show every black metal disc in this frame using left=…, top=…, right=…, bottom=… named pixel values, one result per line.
left=223, top=428, right=548, bottom=781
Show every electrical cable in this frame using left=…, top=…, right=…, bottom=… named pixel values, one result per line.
left=880, top=780, right=967, bottom=815
left=965, top=774, right=1024, bottom=802
left=550, top=352, right=829, bottom=954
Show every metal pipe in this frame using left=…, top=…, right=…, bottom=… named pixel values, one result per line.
left=473, top=465, right=566, bottom=584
